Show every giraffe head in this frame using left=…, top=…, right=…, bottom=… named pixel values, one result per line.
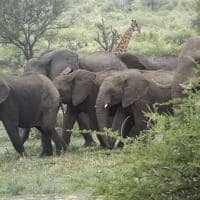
left=129, top=20, right=140, bottom=33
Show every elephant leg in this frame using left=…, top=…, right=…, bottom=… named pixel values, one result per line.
left=36, top=126, right=53, bottom=156
left=51, top=129, right=66, bottom=155
left=77, top=113, right=96, bottom=147
left=128, top=103, right=148, bottom=137
left=21, top=128, right=31, bottom=144
left=3, top=122, right=25, bottom=157
left=63, top=106, right=77, bottom=146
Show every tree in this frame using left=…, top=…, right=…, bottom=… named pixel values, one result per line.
left=192, top=0, right=200, bottom=33
left=140, top=0, right=169, bottom=11
left=0, top=0, right=73, bottom=60
left=94, top=19, right=120, bottom=52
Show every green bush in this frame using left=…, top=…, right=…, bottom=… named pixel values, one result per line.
left=164, top=30, right=193, bottom=45
left=93, top=87, right=200, bottom=199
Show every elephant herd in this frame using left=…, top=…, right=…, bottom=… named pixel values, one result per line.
left=0, top=36, right=199, bottom=157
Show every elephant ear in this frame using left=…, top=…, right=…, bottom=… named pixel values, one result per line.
left=72, top=71, right=96, bottom=106
left=122, top=74, right=149, bottom=108
left=60, top=67, right=73, bottom=76
left=0, top=79, right=10, bottom=104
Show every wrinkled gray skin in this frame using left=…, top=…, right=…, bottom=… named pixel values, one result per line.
left=96, top=69, right=174, bottom=148
left=79, top=51, right=127, bottom=72
left=24, top=50, right=127, bottom=146
left=24, top=49, right=94, bottom=145
left=25, top=49, right=79, bottom=79
left=172, top=36, right=200, bottom=98
left=117, top=53, right=178, bottom=70
left=53, top=69, right=120, bottom=148
left=0, top=73, right=66, bottom=157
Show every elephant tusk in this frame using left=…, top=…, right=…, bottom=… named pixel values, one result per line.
left=113, top=115, right=131, bottom=149
left=104, top=104, right=108, bottom=108
left=120, top=115, right=131, bottom=138
left=179, top=83, right=193, bottom=90
left=151, top=79, right=171, bottom=88
left=113, top=138, right=121, bottom=149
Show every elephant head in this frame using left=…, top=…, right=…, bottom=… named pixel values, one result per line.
left=53, top=69, right=96, bottom=106
left=24, top=57, right=48, bottom=76
left=0, top=78, right=10, bottom=104
left=96, top=70, right=145, bottom=130
left=96, top=69, right=173, bottom=139
left=24, top=49, right=79, bottom=80
left=172, top=36, right=200, bottom=98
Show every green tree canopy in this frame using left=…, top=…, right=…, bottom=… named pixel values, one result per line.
left=0, top=0, right=67, bottom=60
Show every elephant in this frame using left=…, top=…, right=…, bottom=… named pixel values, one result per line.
left=96, top=69, right=174, bottom=148
left=24, top=50, right=128, bottom=146
left=78, top=51, right=127, bottom=72
left=24, top=49, right=79, bottom=80
left=24, top=49, right=95, bottom=145
left=0, top=73, right=66, bottom=157
left=117, top=53, right=178, bottom=71
left=53, top=68, right=121, bottom=148
left=25, top=50, right=127, bottom=77
left=172, top=36, right=200, bottom=98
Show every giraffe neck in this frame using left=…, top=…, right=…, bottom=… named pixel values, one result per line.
left=113, top=29, right=133, bottom=54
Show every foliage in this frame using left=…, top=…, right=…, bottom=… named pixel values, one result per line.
left=94, top=19, right=120, bottom=52
left=0, top=0, right=67, bottom=60
left=0, top=0, right=196, bottom=62
left=140, top=0, right=178, bottom=11
left=0, top=1, right=199, bottom=198
left=192, top=0, right=200, bottom=33
left=93, top=87, right=200, bottom=199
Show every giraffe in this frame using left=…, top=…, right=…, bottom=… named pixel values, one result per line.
left=112, top=20, right=140, bottom=54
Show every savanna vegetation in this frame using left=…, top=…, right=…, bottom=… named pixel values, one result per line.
left=0, top=0, right=199, bottom=199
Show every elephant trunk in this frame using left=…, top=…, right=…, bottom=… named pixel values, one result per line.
left=96, top=95, right=113, bottom=148
left=96, top=95, right=110, bottom=131
left=172, top=58, right=195, bottom=98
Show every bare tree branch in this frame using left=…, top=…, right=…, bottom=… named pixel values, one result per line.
left=94, top=19, right=120, bottom=52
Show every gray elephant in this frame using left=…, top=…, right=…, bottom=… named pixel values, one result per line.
left=24, top=49, right=79, bottom=79
left=117, top=53, right=178, bottom=71
left=172, top=36, right=200, bottom=98
left=53, top=69, right=121, bottom=148
left=79, top=51, right=127, bottom=72
left=0, top=73, right=66, bottom=157
left=24, top=49, right=127, bottom=146
left=24, top=49, right=94, bottom=145
left=96, top=69, right=174, bottom=148
left=25, top=50, right=127, bottom=77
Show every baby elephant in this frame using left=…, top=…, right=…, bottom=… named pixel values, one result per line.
left=0, top=73, right=66, bottom=157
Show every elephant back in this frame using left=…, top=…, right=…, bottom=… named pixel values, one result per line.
left=79, top=51, right=127, bottom=72
left=142, top=70, right=175, bottom=86
left=117, top=53, right=178, bottom=71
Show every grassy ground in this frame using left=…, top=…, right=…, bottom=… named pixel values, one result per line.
left=0, top=123, right=121, bottom=200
